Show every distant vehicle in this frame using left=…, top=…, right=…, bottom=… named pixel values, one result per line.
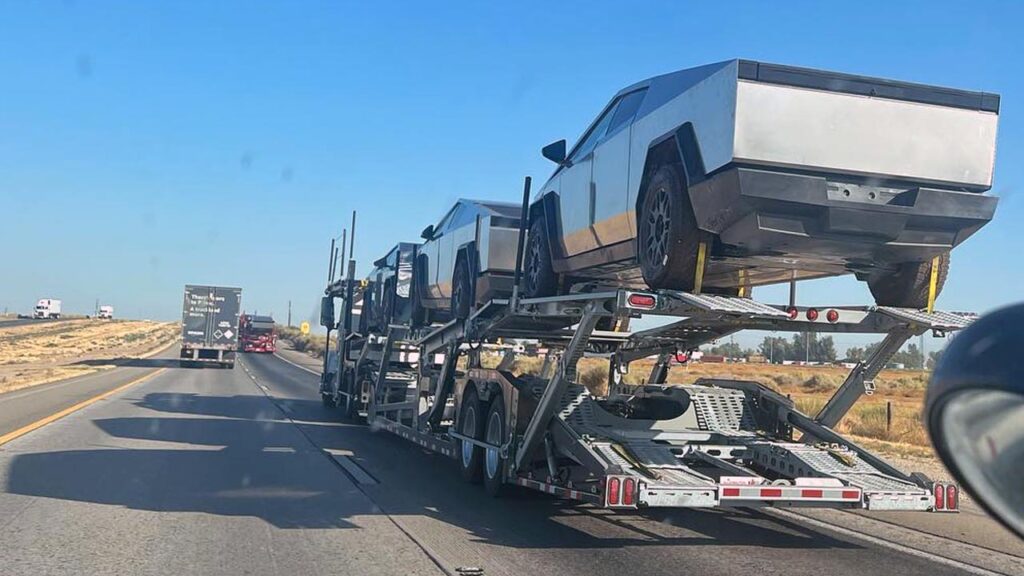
left=34, top=298, right=61, bottom=319
left=524, top=59, right=999, bottom=308
left=238, top=314, right=276, bottom=353
left=413, top=199, right=521, bottom=322
left=180, top=285, right=241, bottom=368
left=98, top=305, right=114, bottom=319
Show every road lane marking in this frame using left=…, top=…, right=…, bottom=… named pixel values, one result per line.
left=767, top=508, right=1005, bottom=576
left=272, top=351, right=321, bottom=375
left=0, top=368, right=166, bottom=447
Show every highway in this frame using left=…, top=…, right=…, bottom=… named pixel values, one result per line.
left=0, top=349, right=1021, bottom=576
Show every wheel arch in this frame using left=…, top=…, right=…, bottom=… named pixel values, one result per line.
left=634, top=122, right=707, bottom=226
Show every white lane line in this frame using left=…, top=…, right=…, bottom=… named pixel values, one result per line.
left=272, top=352, right=320, bottom=376
left=767, top=508, right=1006, bottom=576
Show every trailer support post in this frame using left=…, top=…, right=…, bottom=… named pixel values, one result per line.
left=813, top=327, right=914, bottom=428
left=514, top=301, right=602, bottom=473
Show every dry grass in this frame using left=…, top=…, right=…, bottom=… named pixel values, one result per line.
left=275, top=325, right=333, bottom=358
left=0, top=319, right=178, bottom=393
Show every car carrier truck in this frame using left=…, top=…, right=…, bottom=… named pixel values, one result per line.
left=318, top=183, right=971, bottom=515
left=180, top=285, right=241, bottom=368
left=238, top=313, right=276, bottom=353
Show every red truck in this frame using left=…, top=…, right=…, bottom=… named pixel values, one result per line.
left=238, top=314, right=277, bottom=353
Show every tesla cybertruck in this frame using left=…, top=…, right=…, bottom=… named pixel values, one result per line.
left=523, top=59, right=999, bottom=307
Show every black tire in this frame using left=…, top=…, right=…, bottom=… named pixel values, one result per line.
left=381, top=279, right=395, bottom=327
left=483, top=394, right=508, bottom=497
left=457, top=388, right=485, bottom=483
left=638, top=163, right=703, bottom=291
left=868, top=253, right=950, bottom=308
left=451, top=258, right=472, bottom=320
left=411, top=258, right=432, bottom=327
left=321, top=392, right=336, bottom=407
left=522, top=215, right=558, bottom=298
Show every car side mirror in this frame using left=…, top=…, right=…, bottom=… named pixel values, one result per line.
left=420, top=224, right=435, bottom=240
left=542, top=139, right=569, bottom=166
left=926, top=303, right=1024, bottom=538
left=319, top=296, right=335, bottom=328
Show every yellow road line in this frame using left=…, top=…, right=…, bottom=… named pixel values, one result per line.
left=0, top=368, right=166, bottom=447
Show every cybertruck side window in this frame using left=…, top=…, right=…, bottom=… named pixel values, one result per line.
left=570, top=98, right=622, bottom=162
left=606, top=88, right=647, bottom=137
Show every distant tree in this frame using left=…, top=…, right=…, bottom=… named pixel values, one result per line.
left=706, top=341, right=749, bottom=358
left=927, top=349, right=943, bottom=370
left=759, top=336, right=791, bottom=363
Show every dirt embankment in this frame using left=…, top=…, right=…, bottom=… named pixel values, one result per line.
left=0, top=320, right=179, bottom=394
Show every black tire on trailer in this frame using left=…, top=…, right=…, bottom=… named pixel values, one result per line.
left=638, top=163, right=704, bottom=291
left=381, top=279, right=395, bottom=328
left=451, top=257, right=472, bottom=320
left=457, top=388, right=485, bottom=483
left=868, top=253, right=950, bottom=308
left=321, top=391, right=336, bottom=407
left=522, top=215, right=558, bottom=298
left=482, top=394, right=508, bottom=497
left=410, top=258, right=431, bottom=327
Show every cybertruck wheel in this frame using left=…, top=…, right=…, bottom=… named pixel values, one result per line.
left=523, top=216, right=558, bottom=298
left=410, top=258, right=432, bottom=327
left=868, top=253, right=950, bottom=309
left=638, top=164, right=704, bottom=291
left=451, top=258, right=472, bottom=320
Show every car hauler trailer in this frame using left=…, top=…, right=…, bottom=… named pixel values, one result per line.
left=318, top=205, right=968, bottom=514
left=180, top=285, right=241, bottom=368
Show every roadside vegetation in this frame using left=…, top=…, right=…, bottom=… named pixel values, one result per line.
left=275, top=325, right=333, bottom=358
left=0, top=319, right=178, bottom=393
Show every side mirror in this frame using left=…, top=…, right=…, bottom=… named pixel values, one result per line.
left=927, top=303, right=1024, bottom=538
left=542, top=139, right=568, bottom=166
left=319, top=296, right=335, bottom=328
left=420, top=224, right=435, bottom=240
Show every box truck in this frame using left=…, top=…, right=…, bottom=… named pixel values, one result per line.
left=180, top=285, right=241, bottom=368
left=34, top=298, right=61, bottom=319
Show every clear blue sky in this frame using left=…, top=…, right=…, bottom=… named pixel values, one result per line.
left=1, top=1, right=1021, bottom=352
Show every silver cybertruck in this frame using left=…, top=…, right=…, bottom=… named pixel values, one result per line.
left=524, top=59, right=999, bottom=307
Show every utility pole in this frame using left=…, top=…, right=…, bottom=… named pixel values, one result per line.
left=94, top=298, right=99, bottom=317
left=287, top=300, right=292, bottom=327
left=805, top=331, right=810, bottom=363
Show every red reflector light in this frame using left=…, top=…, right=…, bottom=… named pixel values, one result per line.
left=841, top=490, right=860, bottom=500
left=787, top=307, right=798, bottom=319
left=801, top=489, right=823, bottom=498
left=722, top=487, right=740, bottom=497
left=674, top=352, right=689, bottom=364
left=946, top=484, right=958, bottom=510
left=761, top=488, right=783, bottom=498
left=627, top=293, right=656, bottom=309
left=934, top=484, right=945, bottom=510
left=607, top=477, right=621, bottom=505
left=826, top=309, right=839, bottom=323
left=623, top=478, right=636, bottom=506
left=806, top=308, right=819, bottom=321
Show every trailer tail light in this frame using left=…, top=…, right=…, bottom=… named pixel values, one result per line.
left=627, top=293, right=656, bottom=309
left=934, top=483, right=945, bottom=510
left=622, top=478, right=636, bottom=506
left=946, top=484, right=959, bottom=511
left=826, top=309, right=840, bottom=323
left=787, top=307, right=799, bottom=319
left=607, top=477, right=621, bottom=506
left=806, top=308, right=819, bottom=321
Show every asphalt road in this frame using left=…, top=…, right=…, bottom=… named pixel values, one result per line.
left=0, top=317, right=70, bottom=329
left=0, top=349, right=1021, bottom=576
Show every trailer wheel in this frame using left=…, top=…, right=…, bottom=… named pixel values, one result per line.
left=457, top=388, right=485, bottom=483
left=522, top=215, right=558, bottom=298
left=451, top=258, right=472, bottom=320
left=483, top=394, right=507, bottom=497
left=868, top=253, right=950, bottom=308
left=638, top=163, right=705, bottom=291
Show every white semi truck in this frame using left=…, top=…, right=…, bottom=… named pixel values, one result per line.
left=34, top=298, right=62, bottom=319
left=98, top=305, right=114, bottom=319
